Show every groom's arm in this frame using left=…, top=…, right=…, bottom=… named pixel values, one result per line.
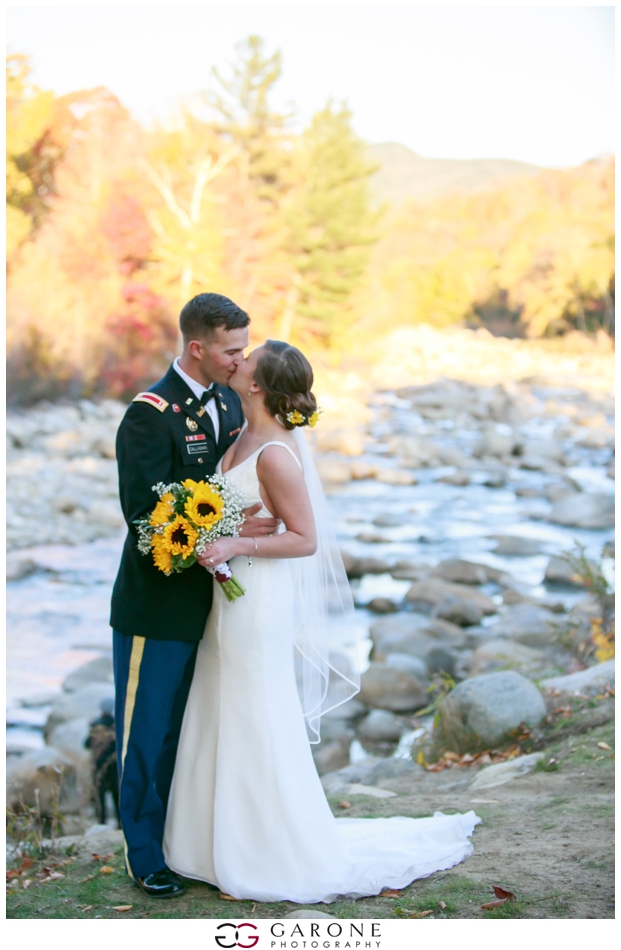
left=116, top=402, right=174, bottom=533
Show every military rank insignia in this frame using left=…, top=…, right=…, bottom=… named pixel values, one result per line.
left=186, top=417, right=198, bottom=432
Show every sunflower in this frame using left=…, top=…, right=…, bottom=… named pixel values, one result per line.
left=308, top=410, right=320, bottom=428
left=184, top=482, right=224, bottom=528
left=149, top=492, right=175, bottom=527
left=161, top=516, right=199, bottom=557
left=181, top=478, right=199, bottom=492
left=151, top=534, right=173, bottom=574
left=287, top=410, right=305, bottom=426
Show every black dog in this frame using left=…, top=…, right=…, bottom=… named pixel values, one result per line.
left=85, top=698, right=120, bottom=825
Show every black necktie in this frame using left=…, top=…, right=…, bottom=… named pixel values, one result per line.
left=200, top=387, right=216, bottom=406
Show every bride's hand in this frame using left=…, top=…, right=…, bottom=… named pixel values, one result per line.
left=239, top=502, right=280, bottom=537
left=198, top=538, right=242, bottom=569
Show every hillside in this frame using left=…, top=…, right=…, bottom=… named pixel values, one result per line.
left=368, top=141, right=541, bottom=204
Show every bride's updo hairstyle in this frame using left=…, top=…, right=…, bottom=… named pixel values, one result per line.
left=254, top=340, right=318, bottom=430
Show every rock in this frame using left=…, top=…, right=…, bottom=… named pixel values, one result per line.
left=341, top=553, right=391, bottom=579
left=373, top=513, right=404, bottom=527
left=369, top=615, right=437, bottom=660
left=47, top=827, right=124, bottom=859
left=88, top=500, right=124, bottom=529
left=548, top=492, right=614, bottom=530
left=522, top=440, right=568, bottom=464
left=541, top=660, right=615, bottom=697
left=322, top=698, right=367, bottom=722
left=21, top=690, right=61, bottom=708
left=387, top=435, right=439, bottom=466
left=6, top=748, right=81, bottom=815
left=434, top=595, right=483, bottom=627
left=545, top=483, right=580, bottom=503
left=62, top=655, right=114, bottom=692
left=6, top=555, right=37, bottom=581
left=367, top=597, right=398, bottom=614
left=45, top=683, right=114, bottom=738
left=350, top=460, right=379, bottom=480
left=358, top=709, right=406, bottom=742
left=46, top=718, right=93, bottom=792
left=346, top=783, right=396, bottom=799
left=544, top=556, right=594, bottom=588
left=492, top=536, right=547, bottom=556
left=437, top=471, right=470, bottom=486
left=390, top=561, right=427, bottom=581
left=356, top=531, right=390, bottom=543
left=468, top=639, right=550, bottom=677
left=91, top=436, right=117, bottom=459
left=470, top=752, right=545, bottom=789
left=320, top=758, right=384, bottom=793
left=519, top=455, right=565, bottom=473
left=385, top=653, right=428, bottom=679
left=312, top=741, right=350, bottom=776
left=515, top=486, right=544, bottom=498
left=436, top=671, right=546, bottom=753
left=376, top=468, right=418, bottom=486
left=431, top=559, right=488, bottom=585
left=359, top=663, right=427, bottom=712
left=483, top=473, right=507, bottom=488
left=369, top=758, right=423, bottom=783
left=577, top=428, right=613, bottom=450
left=486, top=603, right=557, bottom=648
left=437, top=446, right=471, bottom=468
left=405, top=578, right=497, bottom=615
left=315, top=428, right=364, bottom=456
left=315, top=459, right=352, bottom=485
left=473, top=429, right=516, bottom=459
left=284, top=911, right=337, bottom=919
left=426, top=646, right=457, bottom=677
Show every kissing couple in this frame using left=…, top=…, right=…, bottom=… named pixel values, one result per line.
left=110, top=292, right=479, bottom=903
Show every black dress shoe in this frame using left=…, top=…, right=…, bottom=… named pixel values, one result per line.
left=136, top=868, right=186, bottom=899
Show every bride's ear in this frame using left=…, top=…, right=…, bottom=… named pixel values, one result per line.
left=247, top=380, right=262, bottom=396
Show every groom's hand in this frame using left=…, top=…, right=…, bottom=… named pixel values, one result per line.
left=239, top=503, right=280, bottom=537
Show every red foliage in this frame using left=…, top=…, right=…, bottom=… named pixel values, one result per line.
left=100, top=195, right=152, bottom=275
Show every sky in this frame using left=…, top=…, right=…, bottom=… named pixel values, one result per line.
left=6, top=3, right=615, bottom=168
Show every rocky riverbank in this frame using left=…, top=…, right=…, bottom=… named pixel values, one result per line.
left=6, top=363, right=615, bottom=916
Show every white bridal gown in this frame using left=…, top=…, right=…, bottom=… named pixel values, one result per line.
left=163, top=443, right=480, bottom=903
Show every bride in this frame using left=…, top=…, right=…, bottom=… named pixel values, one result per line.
left=163, top=339, right=479, bottom=904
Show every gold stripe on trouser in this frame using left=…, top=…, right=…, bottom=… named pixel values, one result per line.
left=120, top=635, right=146, bottom=880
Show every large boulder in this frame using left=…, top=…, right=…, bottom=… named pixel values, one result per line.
left=45, top=683, right=114, bottom=738
left=6, top=554, right=37, bottom=581
left=62, top=655, right=113, bottom=692
left=485, top=603, right=557, bottom=648
left=370, top=614, right=466, bottom=661
left=376, top=468, right=418, bottom=486
left=6, top=748, right=81, bottom=815
left=340, top=552, right=391, bottom=579
left=434, top=595, right=483, bottom=627
left=387, top=435, right=439, bottom=467
left=435, top=671, right=546, bottom=753
left=315, top=459, right=352, bottom=485
left=548, top=492, right=614, bottom=530
left=385, top=652, right=428, bottom=679
left=359, top=663, right=427, bottom=712
left=473, top=429, right=517, bottom=459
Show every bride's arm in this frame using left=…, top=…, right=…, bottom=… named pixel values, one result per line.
left=197, top=446, right=317, bottom=565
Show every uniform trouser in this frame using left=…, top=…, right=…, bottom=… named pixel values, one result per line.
left=112, top=630, right=198, bottom=880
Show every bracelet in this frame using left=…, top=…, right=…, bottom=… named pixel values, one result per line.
left=248, top=537, right=258, bottom=567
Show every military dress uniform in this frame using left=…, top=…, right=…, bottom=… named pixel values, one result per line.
left=110, top=363, right=244, bottom=881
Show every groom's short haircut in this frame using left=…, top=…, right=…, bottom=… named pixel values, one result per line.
left=180, top=293, right=249, bottom=342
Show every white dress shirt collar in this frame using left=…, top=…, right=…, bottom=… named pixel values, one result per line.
left=172, top=357, right=214, bottom=401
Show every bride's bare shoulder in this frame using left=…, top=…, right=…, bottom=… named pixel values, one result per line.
left=257, top=438, right=303, bottom=475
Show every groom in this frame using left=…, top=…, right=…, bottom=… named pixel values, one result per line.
left=110, top=293, right=279, bottom=898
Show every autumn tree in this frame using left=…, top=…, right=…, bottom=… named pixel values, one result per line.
left=281, top=101, right=379, bottom=342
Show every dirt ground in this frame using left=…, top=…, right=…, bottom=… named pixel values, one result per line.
left=6, top=703, right=614, bottom=920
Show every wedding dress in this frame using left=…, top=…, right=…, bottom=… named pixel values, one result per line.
left=163, top=439, right=480, bottom=903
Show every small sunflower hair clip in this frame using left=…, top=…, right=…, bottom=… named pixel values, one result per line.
left=286, top=408, right=322, bottom=427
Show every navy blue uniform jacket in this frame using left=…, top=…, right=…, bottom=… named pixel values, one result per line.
left=110, top=364, right=244, bottom=641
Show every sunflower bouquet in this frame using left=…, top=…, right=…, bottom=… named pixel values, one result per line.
left=135, top=477, right=247, bottom=601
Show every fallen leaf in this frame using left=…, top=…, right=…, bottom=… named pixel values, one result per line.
left=554, top=707, right=573, bottom=715
left=492, top=885, right=516, bottom=901
left=22, top=879, right=33, bottom=888
left=81, top=905, right=93, bottom=912
left=338, top=801, right=352, bottom=809
left=438, top=901, right=446, bottom=910
left=79, top=875, right=96, bottom=884
left=113, top=905, right=133, bottom=912
left=6, top=870, right=22, bottom=880
left=443, top=751, right=460, bottom=761
left=470, top=799, right=499, bottom=804
left=597, top=742, right=612, bottom=751
left=92, top=853, right=113, bottom=862
left=481, top=899, right=507, bottom=910
left=380, top=889, right=403, bottom=898
left=21, top=858, right=32, bottom=870
left=220, top=893, right=241, bottom=901
left=99, top=866, right=115, bottom=874
left=420, top=910, right=434, bottom=917
left=40, top=872, right=65, bottom=883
